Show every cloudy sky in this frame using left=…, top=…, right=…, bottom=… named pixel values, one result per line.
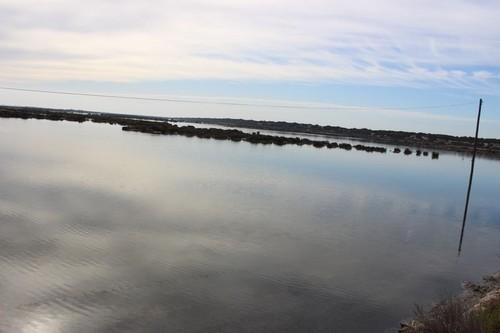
left=1, top=0, right=499, bottom=136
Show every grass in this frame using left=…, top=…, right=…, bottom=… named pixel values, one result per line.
left=479, top=300, right=500, bottom=333
left=404, top=297, right=500, bottom=333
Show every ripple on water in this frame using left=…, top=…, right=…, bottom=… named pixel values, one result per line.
left=1, top=118, right=499, bottom=333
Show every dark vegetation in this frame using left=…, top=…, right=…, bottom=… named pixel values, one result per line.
left=407, top=298, right=499, bottom=333
left=173, top=117, right=500, bottom=158
left=399, top=273, right=500, bottom=333
left=0, top=106, right=443, bottom=158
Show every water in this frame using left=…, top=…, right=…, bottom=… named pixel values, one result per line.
left=0, top=118, right=499, bottom=333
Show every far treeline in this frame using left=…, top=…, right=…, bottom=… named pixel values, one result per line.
left=1, top=105, right=498, bottom=158
left=0, top=106, right=391, bottom=155
left=172, top=118, right=500, bottom=158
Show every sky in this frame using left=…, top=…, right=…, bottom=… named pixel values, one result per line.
left=1, top=0, right=500, bottom=137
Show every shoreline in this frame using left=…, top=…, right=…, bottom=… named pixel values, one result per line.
left=0, top=105, right=445, bottom=158
left=4, top=105, right=499, bottom=158
left=172, top=117, right=500, bottom=159
left=399, top=271, right=500, bottom=332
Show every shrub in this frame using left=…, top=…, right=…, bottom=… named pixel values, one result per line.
left=479, top=300, right=500, bottom=333
left=404, top=298, right=500, bottom=333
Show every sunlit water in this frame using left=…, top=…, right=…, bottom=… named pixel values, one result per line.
left=0, top=118, right=499, bottom=333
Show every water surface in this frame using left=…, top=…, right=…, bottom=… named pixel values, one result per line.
left=0, top=118, right=499, bottom=333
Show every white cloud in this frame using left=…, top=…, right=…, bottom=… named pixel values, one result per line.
left=0, top=0, right=499, bottom=88
left=472, top=70, right=493, bottom=79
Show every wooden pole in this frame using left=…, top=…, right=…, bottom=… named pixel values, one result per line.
left=458, top=98, right=483, bottom=254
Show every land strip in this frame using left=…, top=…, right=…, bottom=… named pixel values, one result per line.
left=172, top=117, right=500, bottom=158
left=2, top=106, right=490, bottom=159
left=0, top=106, right=392, bottom=154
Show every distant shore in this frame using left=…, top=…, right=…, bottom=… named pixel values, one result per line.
left=2, top=105, right=498, bottom=158
left=172, top=117, right=500, bottom=158
left=0, top=106, right=390, bottom=155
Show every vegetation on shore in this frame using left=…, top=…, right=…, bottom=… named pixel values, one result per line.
left=0, top=106, right=441, bottom=158
left=173, top=117, right=500, bottom=158
left=399, top=272, right=500, bottom=333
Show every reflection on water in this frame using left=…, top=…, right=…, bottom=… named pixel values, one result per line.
left=0, top=118, right=499, bottom=333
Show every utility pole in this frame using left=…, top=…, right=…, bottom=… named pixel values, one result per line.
left=458, top=98, right=483, bottom=254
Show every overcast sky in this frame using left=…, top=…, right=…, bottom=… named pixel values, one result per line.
left=1, top=0, right=499, bottom=136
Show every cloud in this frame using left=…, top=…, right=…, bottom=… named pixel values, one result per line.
left=0, top=0, right=499, bottom=90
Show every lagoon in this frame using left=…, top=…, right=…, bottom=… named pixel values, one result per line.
left=0, top=118, right=499, bottom=332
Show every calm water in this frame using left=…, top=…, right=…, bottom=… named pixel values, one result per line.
left=0, top=118, right=499, bottom=333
